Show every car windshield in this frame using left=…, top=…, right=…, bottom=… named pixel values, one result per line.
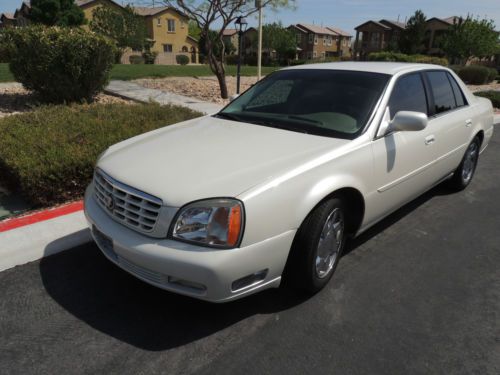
left=216, top=69, right=390, bottom=139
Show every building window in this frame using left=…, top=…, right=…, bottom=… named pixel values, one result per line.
left=307, top=51, right=313, bottom=59
left=157, top=17, right=161, bottom=26
left=313, top=51, right=317, bottom=58
left=323, top=36, right=326, bottom=46
left=321, top=51, right=325, bottom=59
left=163, top=44, right=173, bottom=53
left=308, top=33, right=314, bottom=44
left=181, top=46, right=188, bottom=52
left=167, top=19, right=176, bottom=32
left=296, top=33, right=301, bottom=43
left=327, top=35, right=332, bottom=46
left=314, top=35, right=318, bottom=45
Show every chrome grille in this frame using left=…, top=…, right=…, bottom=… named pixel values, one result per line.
left=93, top=169, right=162, bottom=234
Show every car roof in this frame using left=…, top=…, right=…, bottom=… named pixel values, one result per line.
left=283, top=62, right=448, bottom=75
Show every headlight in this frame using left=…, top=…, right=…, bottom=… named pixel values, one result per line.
left=171, top=198, right=244, bottom=248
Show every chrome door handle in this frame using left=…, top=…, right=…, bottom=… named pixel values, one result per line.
left=425, top=135, right=435, bottom=145
left=465, top=119, right=472, bottom=127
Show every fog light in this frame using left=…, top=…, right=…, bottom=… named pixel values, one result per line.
left=168, top=276, right=207, bottom=293
left=232, top=269, right=268, bottom=291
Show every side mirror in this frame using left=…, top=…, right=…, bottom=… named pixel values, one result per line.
left=229, top=94, right=240, bottom=101
left=388, top=111, right=428, bottom=133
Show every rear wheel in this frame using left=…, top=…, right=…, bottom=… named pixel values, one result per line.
left=448, top=136, right=480, bottom=190
left=284, top=198, right=346, bottom=294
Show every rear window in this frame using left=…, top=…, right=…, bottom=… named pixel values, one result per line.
left=426, top=71, right=457, bottom=115
left=447, top=73, right=467, bottom=108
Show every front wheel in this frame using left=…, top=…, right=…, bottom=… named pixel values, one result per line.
left=448, top=137, right=480, bottom=190
left=284, top=198, right=346, bottom=294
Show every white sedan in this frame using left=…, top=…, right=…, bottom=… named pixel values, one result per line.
left=84, top=62, right=494, bottom=302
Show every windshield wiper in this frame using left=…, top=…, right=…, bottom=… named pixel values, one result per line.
left=288, top=115, right=323, bottom=125
left=214, top=112, right=241, bottom=122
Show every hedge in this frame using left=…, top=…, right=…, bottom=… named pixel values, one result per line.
left=455, top=65, right=497, bottom=85
left=367, top=52, right=448, bottom=66
left=0, top=103, right=201, bottom=207
left=176, top=54, right=189, bottom=65
left=474, top=91, right=500, bottom=108
left=8, top=26, right=116, bottom=103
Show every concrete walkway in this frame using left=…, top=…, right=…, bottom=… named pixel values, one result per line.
left=105, top=80, right=223, bottom=115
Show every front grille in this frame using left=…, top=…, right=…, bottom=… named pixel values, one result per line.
left=94, top=169, right=162, bottom=234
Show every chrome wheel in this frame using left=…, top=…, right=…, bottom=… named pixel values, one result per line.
left=462, top=141, right=478, bottom=184
left=315, top=208, right=344, bottom=279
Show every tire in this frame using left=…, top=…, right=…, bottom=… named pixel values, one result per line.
left=284, top=197, right=346, bottom=294
left=448, top=136, right=481, bottom=191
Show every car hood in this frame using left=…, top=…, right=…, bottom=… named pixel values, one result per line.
left=97, top=116, right=349, bottom=206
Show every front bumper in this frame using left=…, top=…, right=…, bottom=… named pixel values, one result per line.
left=84, top=185, right=295, bottom=302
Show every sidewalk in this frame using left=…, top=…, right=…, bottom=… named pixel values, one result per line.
left=105, top=80, right=223, bottom=115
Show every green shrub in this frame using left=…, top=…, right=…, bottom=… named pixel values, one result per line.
left=367, top=52, right=448, bottom=66
left=486, top=67, right=497, bottom=82
left=225, top=54, right=238, bottom=65
left=142, top=51, right=157, bottom=64
left=0, top=29, right=15, bottom=63
left=8, top=26, right=116, bottom=103
left=176, top=54, right=189, bottom=65
left=0, top=103, right=202, bottom=207
left=129, top=55, right=144, bottom=64
left=474, top=90, right=500, bottom=108
left=457, top=65, right=493, bottom=84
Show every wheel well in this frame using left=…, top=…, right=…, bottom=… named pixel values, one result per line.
left=475, top=130, right=484, bottom=147
left=303, top=188, right=365, bottom=236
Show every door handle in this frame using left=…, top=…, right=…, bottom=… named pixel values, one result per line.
left=465, top=119, right=472, bottom=127
left=424, top=135, right=435, bottom=145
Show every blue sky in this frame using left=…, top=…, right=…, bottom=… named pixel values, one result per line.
left=1, top=0, right=499, bottom=36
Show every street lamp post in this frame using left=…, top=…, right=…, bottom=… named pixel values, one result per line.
left=235, top=16, right=248, bottom=95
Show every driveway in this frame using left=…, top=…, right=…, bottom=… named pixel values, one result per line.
left=1, top=131, right=499, bottom=375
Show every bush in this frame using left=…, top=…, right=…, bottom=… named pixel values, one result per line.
left=8, top=26, right=116, bottom=103
left=225, top=54, right=238, bottom=65
left=367, top=52, right=448, bottom=66
left=129, top=55, right=144, bottom=64
left=457, top=65, right=494, bottom=84
left=0, top=103, right=202, bottom=207
left=474, top=91, right=500, bottom=108
left=142, top=51, right=157, bottom=64
left=0, top=29, right=15, bottom=63
left=487, top=67, right=497, bottom=82
left=176, top=54, right=189, bottom=65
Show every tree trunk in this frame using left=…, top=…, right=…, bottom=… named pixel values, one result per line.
left=208, top=50, right=228, bottom=99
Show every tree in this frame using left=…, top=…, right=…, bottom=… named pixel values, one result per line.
left=441, top=16, right=500, bottom=64
left=188, top=20, right=201, bottom=40
left=398, top=10, right=427, bottom=54
left=29, top=0, right=85, bottom=26
left=199, top=30, right=236, bottom=61
left=163, top=0, right=296, bottom=99
left=90, top=5, right=148, bottom=57
left=261, top=22, right=296, bottom=64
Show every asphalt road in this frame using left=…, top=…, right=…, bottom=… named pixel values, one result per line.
left=1, top=131, right=499, bottom=375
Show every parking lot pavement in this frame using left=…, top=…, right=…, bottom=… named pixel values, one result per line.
left=1, top=131, right=499, bottom=375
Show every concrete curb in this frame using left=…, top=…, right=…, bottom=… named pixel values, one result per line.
left=0, top=210, right=90, bottom=272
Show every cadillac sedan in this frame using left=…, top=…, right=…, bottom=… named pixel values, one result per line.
left=84, top=62, right=494, bottom=302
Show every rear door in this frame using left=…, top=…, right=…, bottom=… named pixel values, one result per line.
left=423, top=70, right=474, bottom=177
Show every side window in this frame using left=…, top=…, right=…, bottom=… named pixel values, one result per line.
left=388, top=73, right=428, bottom=118
left=447, top=73, right=466, bottom=108
left=427, top=71, right=456, bottom=114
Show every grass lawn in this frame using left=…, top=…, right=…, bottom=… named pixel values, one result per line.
left=0, top=63, right=279, bottom=82
left=0, top=103, right=201, bottom=207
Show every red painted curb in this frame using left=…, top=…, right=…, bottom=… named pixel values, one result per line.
left=0, top=201, right=84, bottom=233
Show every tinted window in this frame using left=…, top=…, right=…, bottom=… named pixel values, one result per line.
left=427, top=71, right=456, bottom=114
left=218, top=70, right=390, bottom=139
left=447, top=73, right=466, bottom=107
left=388, top=73, right=428, bottom=118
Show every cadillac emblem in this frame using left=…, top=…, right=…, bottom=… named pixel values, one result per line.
left=104, top=194, right=115, bottom=210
